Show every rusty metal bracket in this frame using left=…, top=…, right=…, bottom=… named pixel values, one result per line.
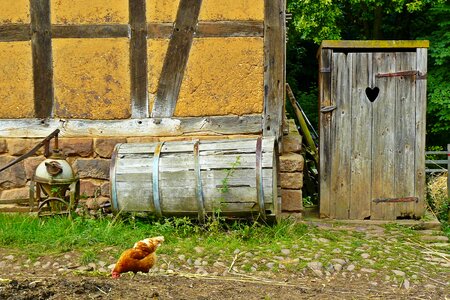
left=373, top=196, right=418, bottom=204
left=255, top=137, right=266, bottom=220
left=152, top=142, right=165, bottom=217
left=193, top=140, right=205, bottom=223
left=0, top=129, right=60, bottom=173
left=375, top=70, right=427, bottom=80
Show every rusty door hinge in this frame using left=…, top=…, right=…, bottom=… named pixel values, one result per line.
left=320, top=105, right=337, bottom=113
left=375, top=71, right=427, bottom=80
left=372, top=196, right=418, bottom=204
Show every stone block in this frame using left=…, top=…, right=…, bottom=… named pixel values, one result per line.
left=281, top=189, right=303, bottom=212
left=282, top=135, right=302, bottom=154
left=85, top=196, right=110, bottom=210
left=80, top=179, right=102, bottom=198
left=100, top=181, right=110, bottom=196
left=0, top=187, right=30, bottom=201
left=280, top=172, right=303, bottom=189
left=73, top=158, right=110, bottom=180
left=24, top=156, right=45, bottom=180
left=94, top=138, right=127, bottom=158
left=0, top=156, right=27, bottom=189
left=281, top=120, right=303, bottom=154
left=279, top=153, right=304, bottom=172
left=6, top=138, right=44, bottom=156
left=0, top=139, right=7, bottom=154
left=59, top=138, right=93, bottom=157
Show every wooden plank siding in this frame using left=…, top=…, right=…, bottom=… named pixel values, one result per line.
left=349, top=52, right=372, bottom=220
left=151, top=0, right=203, bottom=118
left=263, top=0, right=285, bottom=140
left=318, top=49, right=332, bottom=219
left=371, top=52, right=397, bottom=220
left=394, top=52, right=416, bottom=218
left=30, top=0, right=53, bottom=119
left=330, top=53, right=352, bottom=219
left=414, top=48, right=427, bottom=217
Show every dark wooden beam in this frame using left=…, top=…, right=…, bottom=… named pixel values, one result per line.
left=148, top=21, right=264, bottom=39
left=0, top=21, right=263, bottom=41
left=151, top=0, right=203, bottom=118
left=263, top=0, right=285, bottom=140
left=129, top=0, right=148, bottom=118
left=52, top=24, right=129, bottom=38
left=31, top=0, right=54, bottom=118
left=0, top=24, right=31, bottom=42
left=0, top=114, right=263, bottom=137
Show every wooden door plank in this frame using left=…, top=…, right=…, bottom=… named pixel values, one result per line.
left=394, top=52, right=417, bottom=218
left=330, top=53, right=352, bottom=219
left=151, top=0, right=203, bottom=118
left=319, top=49, right=333, bottom=218
left=349, top=53, right=372, bottom=219
left=414, top=48, right=427, bottom=217
left=371, top=53, right=396, bottom=220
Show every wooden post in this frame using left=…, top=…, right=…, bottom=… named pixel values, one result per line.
left=129, top=0, right=148, bottom=118
left=151, top=0, right=203, bottom=118
left=30, top=0, right=53, bottom=118
left=263, top=0, right=285, bottom=140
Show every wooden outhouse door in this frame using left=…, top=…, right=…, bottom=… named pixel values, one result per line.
left=319, top=41, right=428, bottom=220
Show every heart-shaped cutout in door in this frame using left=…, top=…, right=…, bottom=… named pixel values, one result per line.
left=365, top=87, right=380, bottom=102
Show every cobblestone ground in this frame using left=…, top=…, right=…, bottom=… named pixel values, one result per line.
left=0, top=222, right=448, bottom=299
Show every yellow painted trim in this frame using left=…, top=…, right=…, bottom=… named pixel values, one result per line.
left=320, top=40, right=429, bottom=49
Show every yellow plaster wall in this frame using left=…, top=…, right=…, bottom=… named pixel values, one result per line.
left=53, top=38, right=131, bottom=119
left=0, top=0, right=30, bottom=23
left=147, top=0, right=264, bottom=23
left=0, top=42, right=34, bottom=118
left=148, top=37, right=264, bottom=116
left=51, top=0, right=128, bottom=24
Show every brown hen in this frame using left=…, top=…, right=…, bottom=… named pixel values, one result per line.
left=111, top=236, right=164, bottom=279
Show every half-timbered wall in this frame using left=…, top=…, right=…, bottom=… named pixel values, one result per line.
left=0, top=0, right=285, bottom=139
left=0, top=0, right=289, bottom=213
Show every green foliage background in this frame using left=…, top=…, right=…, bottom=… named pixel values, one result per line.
left=286, top=0, right=450, bottom=146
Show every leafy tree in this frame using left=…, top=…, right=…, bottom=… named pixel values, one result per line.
left=423, top=3, right=450, bottom=145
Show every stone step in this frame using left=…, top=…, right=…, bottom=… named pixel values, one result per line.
left=428, top=242, right=450, bottom=249
left=419, top=235, right=449, bottom=243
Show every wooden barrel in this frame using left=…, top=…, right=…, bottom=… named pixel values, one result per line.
left=110, top=137, right=279, bottom=221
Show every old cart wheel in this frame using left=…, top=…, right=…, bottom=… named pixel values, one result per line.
left=38, top=197, right=70, bottom=217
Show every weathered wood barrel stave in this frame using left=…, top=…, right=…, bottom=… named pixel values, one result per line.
left=110, top=137, right=279, bottom=220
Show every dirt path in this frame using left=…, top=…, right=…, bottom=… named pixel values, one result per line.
left=0, top=271, right=448, bottom=300
left=0, top=222, right=448, bottom=299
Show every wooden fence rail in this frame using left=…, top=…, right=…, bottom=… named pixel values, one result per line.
left=425, top=144, right=449, bottom=200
